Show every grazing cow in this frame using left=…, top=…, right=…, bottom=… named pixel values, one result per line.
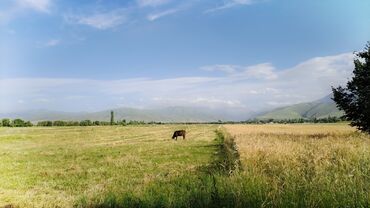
left=172, top=130, right=186, bottom=140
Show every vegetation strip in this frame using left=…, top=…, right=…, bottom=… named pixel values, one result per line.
left=84, top=127, right=245, bottom=208
left=212, top=129, right=242, bottom=175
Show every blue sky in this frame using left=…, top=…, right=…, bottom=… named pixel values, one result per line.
left=0, top=0, right=369, bottom=113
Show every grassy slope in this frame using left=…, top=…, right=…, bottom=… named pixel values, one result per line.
left=0, top=125, right=218, bottom=207
left=257, top=102, right=343, bottom=120
left=305, top=102, right=343, bottom=118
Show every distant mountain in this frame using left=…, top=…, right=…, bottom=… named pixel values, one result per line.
left=256, top=94, right=343, bottom=120
left=3, top=95, right=341, bottom=122
left=1, top=106, right=255, bottom=123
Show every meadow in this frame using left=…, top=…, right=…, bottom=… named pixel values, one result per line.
left=0, top=124, right=369, bottom=207
left=0, top=125, right=218, bottom=207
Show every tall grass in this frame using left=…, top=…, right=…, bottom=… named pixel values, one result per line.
left=224, top=124, right=370, bottom=207
left=87, top=124, right=370, bottom=208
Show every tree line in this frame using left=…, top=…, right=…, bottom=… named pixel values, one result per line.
left=0, top=118, right=33, bottom=127
left=240, top=116, right=345, bottom=124
left=0, top=116, right=345, bottom=127
left=209, top=116, right=346, bottom=124
left=36, top=119, right=150, bottom=127
left=0, top=111, right=161, bottom=127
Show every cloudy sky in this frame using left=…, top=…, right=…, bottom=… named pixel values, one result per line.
left=0, top=0, right=369, bottom=113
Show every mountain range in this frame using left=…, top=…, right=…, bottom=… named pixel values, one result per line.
left=1, top=95, right=342, bottom=122
left=256, top=94, right=343, bottom=120
left=0, top=107, right=255, bottom=123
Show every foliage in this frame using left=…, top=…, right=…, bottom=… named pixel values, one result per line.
left=12, top=119, right=25, bottom=127
left=1, top=118, right=11, bottom=127
left=110, top=110, right=114, bottom=125
left=0, top=116, right=344, bottom=128
left=0, top=118, right=33, bottom=127
left=217, top=116, right=345, bottom=124
left=79, top=120, right=92, bottom=126
left=332, top=42, right=370, bottom=133
left=37, top=120, right=53, bottom=126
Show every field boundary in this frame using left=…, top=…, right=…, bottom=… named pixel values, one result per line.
left=75, top=126, right=245, bottom=207
left=212, top=128, right=242, bottom=175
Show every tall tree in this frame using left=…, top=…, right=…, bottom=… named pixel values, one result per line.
left=332, top=42, right=370, bottom=133
left=2, top=118, right=11, bottom=127
left=110, top=110, right=115, bottom=125
left=12, top=119, right=25, bottom=127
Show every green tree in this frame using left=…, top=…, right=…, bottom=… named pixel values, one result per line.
left=24, top=121, right=33, bottom=127
left=332, top=42, right=370, bottom=133
left=2, top=118, right=11, bottom=127
left=12, top=119, right=25, bottom=127
left=80, top=120, right=92, bottom=126
left=121, top=119, right=126, bottom=126
left=37, top=121, right=53, bottom=126
left=110, top=110, right=115, bottom=125
left=53, top=121, right=66, bottom=126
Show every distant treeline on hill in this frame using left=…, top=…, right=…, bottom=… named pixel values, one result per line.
left=36, top=119, right=151, bottom=126
left=0, top=116, right=345, bottom=127
left=230, top=116, right=346, bottom=124
left=0, top=118, right=160, bottom=127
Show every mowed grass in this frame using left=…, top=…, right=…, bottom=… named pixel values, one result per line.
left=223, top=124, right=370, bottom=207
left=0, top=125, right=218, bottom=207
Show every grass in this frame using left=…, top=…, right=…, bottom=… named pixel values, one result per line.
left=223, top=124, right=370, bottom=207
left=0, top=125, right=218, bottom=207
left=0, top=124, right=369, bottom=207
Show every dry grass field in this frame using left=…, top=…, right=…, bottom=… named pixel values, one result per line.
left=223, top=124, right=370, bottom=207
left=0, top=124, right=369, bottom=207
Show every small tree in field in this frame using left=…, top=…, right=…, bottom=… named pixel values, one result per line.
left=332, top=42, right=370, bottom=133
left=110, top=110, right=115, bottom=125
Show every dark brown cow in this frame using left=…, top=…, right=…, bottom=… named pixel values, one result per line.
left=172, top=130, right=186, bottom=140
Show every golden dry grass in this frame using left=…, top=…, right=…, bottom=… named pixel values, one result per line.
left=223, top=124, right=370, bottom=207
left=1, top=124, right=369, bottom=207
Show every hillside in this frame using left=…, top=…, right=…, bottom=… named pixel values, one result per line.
left=256, top=94, right=343, bottom=120
left=1, top=106, right=255, bottom=123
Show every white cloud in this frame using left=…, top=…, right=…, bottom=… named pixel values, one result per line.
left=201, top=63, right=277, bottom=80
left=65, top=10, right=128, bottom=30
left=200, top=65, right=238, bottom=74
left=0, top=53, right=355, bottom=114
left=152, top=97, right=244, bottom=108
left=147, top=8, right=179, bottom=21
left=45, top=39, right=60, bottom=47
left=17, top=0, right=51, bottom=13
left=242, top=63, right=278, bottom=80
left=34, top=98, right=50, bottom=103
left=205, top=0, right=260, bottom=13
left=0, top=0, right=51, bottom=23
left=137, top=0, right=171, bottom=7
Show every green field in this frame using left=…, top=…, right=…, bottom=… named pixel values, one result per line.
left=0, top=125, right=218, bottom=207
left=0, top=124, right=369, bottom=207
